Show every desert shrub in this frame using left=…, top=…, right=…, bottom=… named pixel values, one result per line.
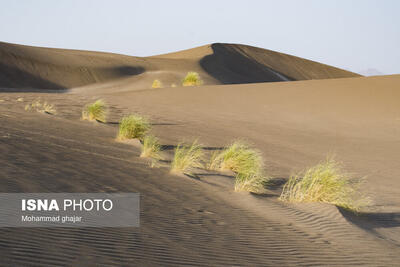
left=117, top=114, right=151, bottom=140
left=82, top=100, right=107, bottom=122
left=152, top=79, right=162, bottom=88
left=171, top=140, right=203, bottom=175
left=140, top=135, right=162, bottom=159
left=182, top=72, right=203, bottom=86
left=279, top=157, right=368, bottom=211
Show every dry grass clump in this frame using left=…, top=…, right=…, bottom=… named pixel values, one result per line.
left=219, top=141, right=263, bottom=176
left=171, top=140, right=204, bottom=175
left=41, top=102, right=57, bottom=114
left=205, top=150, right=221, bottom=171
left=152, top=79, right=162, bottom=88
left=279, top=157, right=368, bottom=211
left=140, top=135, right=162, bottom=160
left=207, top=141, right=268, bottom=193
left=182, top=72, right=203, bottom=86
left=82, top=100, right=107, bottom=122
left=117, top=114, right=151, bottom=140
left=234, top=173, right=269, bottom=193
left=25, top=100, right=56, bottom=114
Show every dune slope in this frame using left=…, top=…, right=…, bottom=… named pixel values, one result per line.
left=0, top=98, right=399, bottom=266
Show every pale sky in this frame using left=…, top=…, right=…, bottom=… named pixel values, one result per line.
left=0, top=0, right=399, bottom=74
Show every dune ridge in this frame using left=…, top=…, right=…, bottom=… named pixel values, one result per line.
left=0, top=41, right=360, bottom=90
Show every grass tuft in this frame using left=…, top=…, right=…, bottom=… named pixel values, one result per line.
left=171, top=140, right=204, bottom=175
left=220, top=141, right=263, bottom=177
left=182, top=72, right=203, bottom=86
left=205, top=150, right=221, bottom=171
left=117, top=114, right=151, bottom=140
left=41, top=102, right=56, bottom=114
left=279, top=157, right=368, bottom=211
left=152, top=79, right=162, bottom=88
left=206, top=141, right=267, bottom=192
left=25, top=100, right=56, bottom=114
left=140, top=135, right=162, bottom=160
left=234, top=173, right=269, bottom=193
left=82, top=100, right=107, bottom=122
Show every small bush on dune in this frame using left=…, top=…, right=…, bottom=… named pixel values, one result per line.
left=140, top=135, right=162, bottom=159
left=82, top=100, right=107, bottom=122
left=182, top=72, right=203, bottom=86
left=152, top=79, right=162, bottom=88
left=118, top=114, right=151, bottom=140
left=279, top=157, right=368, bottom=211
left=171, top=140, right=204, bottom=175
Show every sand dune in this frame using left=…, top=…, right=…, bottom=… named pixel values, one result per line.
left=0, top=42, right=360, bottom=90
left=0, top=98, right=399, bottom=266
left=0, top=42, right=399, bottom=266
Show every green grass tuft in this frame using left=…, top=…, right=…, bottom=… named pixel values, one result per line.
left=279, top=157, right=368, bottom=211
left=207, top=141, right=267, bottom=192
left=220, top=141, right=263, bottom=177
left=117, top=114, right=151, bottom=140
left=205, top=150, right=221, bottom=171
left=171, top=140, right=204, bottom=175
left=140, top=135, right=162, bottom=160
left=182, top=72, right=203, bottom=86
left=234, top=172, right=269, bottom=193
left=82, top=100, right=107, bottom=122
left=152, top=79, right=162, bottom=88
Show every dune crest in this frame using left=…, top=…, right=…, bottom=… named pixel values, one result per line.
left=0, top=41, right=360, bottom=91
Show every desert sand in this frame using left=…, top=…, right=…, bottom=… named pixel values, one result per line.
left=0, top=42, right=399, bottom=266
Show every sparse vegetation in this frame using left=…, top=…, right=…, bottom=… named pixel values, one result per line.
left=117, top=114, right=151, bottom=140
left=25, top=100, right=56, bottom=114
left=140, top=135, right=162, bottom=160
left=41, top=102, right=56, bottom=114
left=152, top=79, right=162, bottom=88
left=82, top=100, right=107, bottom=122
left=182, top=72, right=203, bottom=86
left=171, top=140, right=204, bottom=175
left=279, top=157, right=368, bottom=211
